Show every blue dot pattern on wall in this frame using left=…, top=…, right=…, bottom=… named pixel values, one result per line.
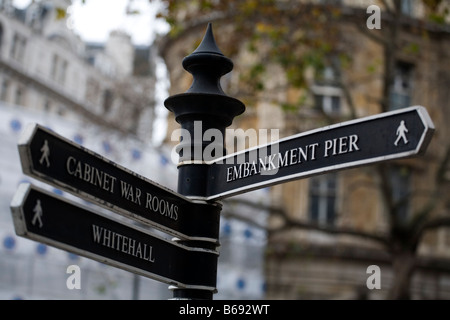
left=73, top=134, right=83, bottom=145
left=160, top=155, right=169, bottom=166
left=10, top=119, right=22, bottom=132
left=102, top=141, right=112, bottom=153
left=132, top=149, right=141, bottom=160
left=222, top=222, right=232, bottom=236
left=68, top=252, right=79, bottom=261
left=236, top=278, right=246, bottom=290
left=36, top=243, right=47, bottom=255
left=3, top=235, right=16, bottom=250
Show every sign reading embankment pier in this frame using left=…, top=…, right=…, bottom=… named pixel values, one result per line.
left=18, top=124, right=220, bottom=241
left=10, top=183, right=217, bottom=289
left=206, top=106, right=435, bottom=200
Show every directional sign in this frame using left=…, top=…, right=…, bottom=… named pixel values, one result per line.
left=10, top=183, right=218, bottom=290
left=18, top=124, right=220, bottom=241
left=206, top=106, right=435, bottom=200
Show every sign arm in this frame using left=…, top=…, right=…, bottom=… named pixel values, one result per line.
left=205, top=105, right=435, bottom=201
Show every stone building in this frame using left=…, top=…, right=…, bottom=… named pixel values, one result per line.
left=159, top=0, right=450, bottom=299
left=0, top=0, right=157, bottom=141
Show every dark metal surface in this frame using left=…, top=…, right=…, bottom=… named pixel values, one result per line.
left=206, top=106, right=434, bottom=200
left=10, top=183, right=218, bottom=289
left=164, top=23, right=246, bottom=299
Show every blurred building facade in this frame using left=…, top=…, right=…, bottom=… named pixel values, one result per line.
left=159, top=0, right=450, bottom=299
left=0, top=0, right=156, bottom=141
left=0, top=0, right=165, bottom=300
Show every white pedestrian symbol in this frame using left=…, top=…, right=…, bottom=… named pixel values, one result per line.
left=32, top=199, right=44, bottom=228
left=39, top=140, right=50, bottom=167
left=394, top=120, right=409, bottom=146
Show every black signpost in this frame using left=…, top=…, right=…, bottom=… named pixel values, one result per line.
left=9, top=23, right=436, bottom=301
left=10, top=183, right=217, bottom=289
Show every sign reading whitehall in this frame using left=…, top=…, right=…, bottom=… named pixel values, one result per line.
left=206, top=106, right=435, bottom=200
left=10, top=183, right=218, bottom=289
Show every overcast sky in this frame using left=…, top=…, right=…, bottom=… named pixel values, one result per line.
left=13, top=0, right=169, bottom=45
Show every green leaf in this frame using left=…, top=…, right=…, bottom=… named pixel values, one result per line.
left=281, top=103, right=299, bottom=113
left=55, top=7, right=66, bottom=20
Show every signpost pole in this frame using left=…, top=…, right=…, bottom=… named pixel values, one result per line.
left=164, top=23, right=245, bottom=299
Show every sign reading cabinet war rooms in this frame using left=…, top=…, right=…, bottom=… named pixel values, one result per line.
left=205, top=106, right=435, bottom=200
left=16, top=124, right=220, bottom=241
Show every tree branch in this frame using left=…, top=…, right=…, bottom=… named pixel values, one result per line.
left=270, top=213, right=390, bottom=247
left=409, top=144, right=450, bottom=246
left=225, top=198, right=390, bottom=247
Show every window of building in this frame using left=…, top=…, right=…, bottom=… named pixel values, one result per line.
left=60, top=60, right=68, bottom=83
left=85, top=77, right=100, bottom=105
left=102, top=89, right=114, bottom=113
left=309, top=173, right=338, bottom=226
left=51, top=54, right=68, bottom=85
left=390, top=61, right=414, bottom=110
left=401, top=0, right=413, bottom=16
left=14, top=86, right=24, bottom=106
left=314, top=92, right=341, bottom=115
left=389, top=166, right=411, bottom=223
left=44, top=98, right=51, bottom=112
left=0, top=79, right=8, bottom=101
left=312, top=66, right=342, bottom=116
left=10, top=32, right=26, bottom=62
left=51, top=54, right=58, bottom=79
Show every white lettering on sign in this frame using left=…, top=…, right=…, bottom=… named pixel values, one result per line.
left=120, top=181, right=142, bottom=205
left=324, top=134, right=360, bottom=157
left=66, top=156, right=117, bottom=193
left=66, top=156, right=178, bottom=221
left=92, top=224, right=155, bottom=262
left=226, top=142, right=319, bottom=182
left=145, top=192, right=179, bottom=221
left=226, top=134, right=360, bottom=183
